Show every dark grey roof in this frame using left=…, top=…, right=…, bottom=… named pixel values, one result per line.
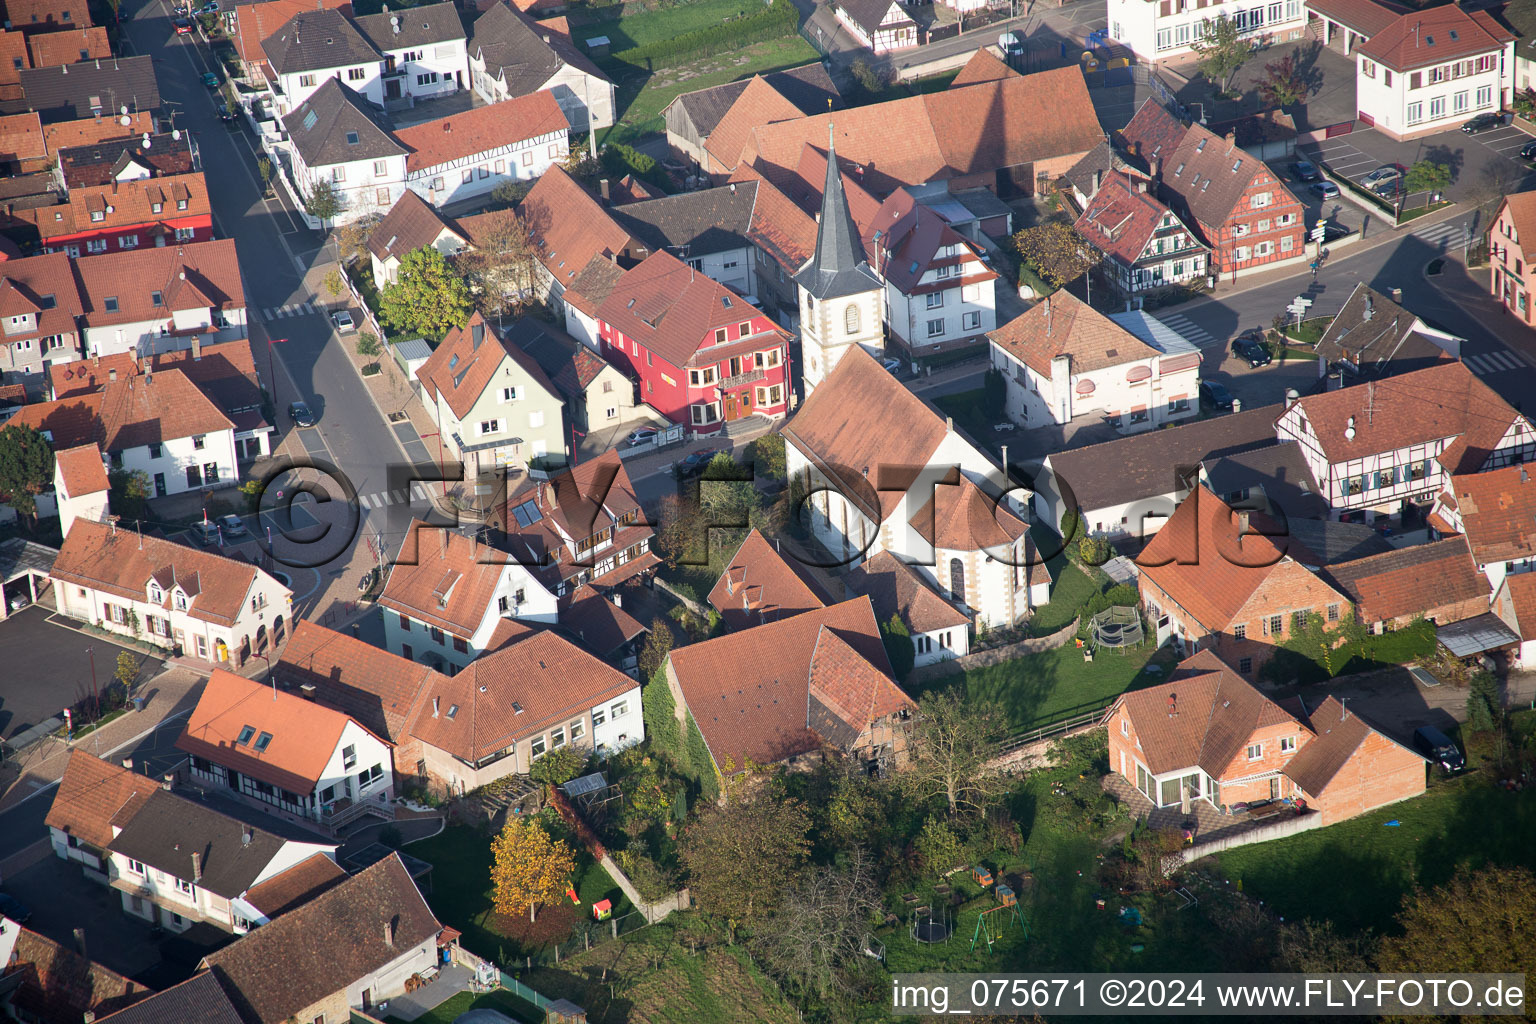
left=94, top=972, right=244, bottom=1024
left=263, top=8, right=380, bottom=76
left=614, top=182, right=757, bottom=258
left=354, top=1, right=465, bottom=52
left=1062, top=140, right=1121, bottom=198
left=1283, top=518, right=1394, bottom=566
left=8, top=56, right=160, bottom=123
left=470, top=2, right=607, bottom=98
left=107, top=789, right=332, bottom=900
left=794, top=130, right=880, bottom=300
left=836, top=0, right=906, bottom=34
left=0, top=536, right=57, bottom=582
left=1315, top=281, right=1455, bottom=377
left=672, top=63, right=842, bottom=138
left=1048, top=405, right=1282, bottom=512
left=1203, top=440, right=1328, bottom=523
left=283, top=78, right=403, bottom=167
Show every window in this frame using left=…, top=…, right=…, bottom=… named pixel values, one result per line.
left=237, top=725, right=255, bottom=745
left=570, top=719, right=585, bottom=740
left=360, top=764, right=384, bottom=787
left=1407, top=101, right=1423, bottom=124
left=1292, top=609, right=1307, bottom=631
left=1429, top=96, right=1446, bottom=120
left=530, top=736, right=546, bottom=758
left=962, top=310, right=981, bottom=330
left=104, top=296, right=119, bottom=312
left=762, top=347, right=781, bottom=367
left=502, top=386, right=519, bottom=401
left=925, top=292, right=943, bottom=309
left=478, top=166, right=490, bottom=179
left=495, top=159, right=506, bottom=175
left=1233, top=223, right=1249, bottom=237
left=1361, top=57, right=1376, bottom=79
left=453, top=636, right=468, bottom=653
left=429, top=626, right=444, bottom=645
left=1454, top=90, right=1469, bottom=114
left=1327, top=603, right=1340, bottom=622
left=399, top=613, right=411, bottom=631
left=195, top=635, right=208, bottom=658
left=1257, top=219, right=1270, bottom=232
left=174, top=591, right=188, bottom=610
left=926, top=318, right=945, bottom=338
left=551, top=726, right=566, bottom=749
left=1280, top=235, right=1294, bottom=252
left=592, top=706, right=606, bottom=727
left=348, top=67, right=366, bottom=81
left=342, top=744, right=357, bottom=770
left=463, top=169, right=473, bottom=183
left=1233, top=623, right=1246, bottom=640
left=1280, top=736, right=1297, bottom=753
left=1269, top=613, right=1284, bottom=636
left=1120, top=718, right=1128, bottom=737
left=1254, top=241, right=1273, bottom=257
left=1246, top=742, right=1262, bottom=760
left=254, top=731, right=272, bottom=752
left=192, top=435, right=206, bottom=450
left=1477, top=84, right=1493, bottom=108
left=610, top=699, right=629, bottom=719
left=949, top=557, right=965, bottom=599
left=299, top=74, right=316, bottom=87
left=150, top=291, right=163, bottom=307
left=1238, top=657, right=1252, bottom=674
left=87, top=239, right=107, bottom=253
left=118, top=234, right=139, bottom=249
left=1234, top=245, right=1251, bottom=261
left=1385, top=69, right=1392, bottom=86
left=128, top=858, right=146, bottom=875
left=480, top=419, right=499, bottom=434
left=688, top=367, right=717, bottom=387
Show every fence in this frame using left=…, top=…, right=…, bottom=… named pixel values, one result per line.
left=993, top=698, right=1114, bottom=758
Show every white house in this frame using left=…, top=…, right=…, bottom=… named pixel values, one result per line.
left=1492, top=571, right=1536, bottom=667
left=467, top=3, right=615, bottom=132
left=50, top=519, right=293, bottom=664
left=366, top=190, right=470, bottom=285
left=379, top=519, right=558, bottom=672
left=179, top=668, right=397, bottom=831
left=847, top=549, right=973, bottom=666
left=783, top=345, right=1046, bottom=630
left=75, top=241, right=249, bottom=359
left=988, top=291, right=1202, bottom=432
left=396, top=91, right=569, bottom=207
left=1350, top=3, right=1515, bottom=140
left=1430, top=462, right=1536, bottom=594
left=263, top=7, right=385, bottom=117
left=1108, top=0, right=1305, bottom=63
left=282, top=79, right=408, bottom=226
left=354, top=2, right=468, bottom=107
left=833, top=0, right=920, bottom=53
left=52, top=443, right=110, bottom=539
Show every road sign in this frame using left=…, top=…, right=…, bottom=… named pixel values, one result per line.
left=1311, top=226, right=1328, bottom=241
left=1294, top=296, right=1313, bottom=307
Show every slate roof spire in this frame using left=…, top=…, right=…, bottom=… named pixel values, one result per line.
left=794, top=123, right=881, bottom=300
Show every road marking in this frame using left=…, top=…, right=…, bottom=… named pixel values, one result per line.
left=1151, top=312, right=1222, bottom=348
left=1465, top=351, right=1528, bottom=375
left=1412, top=221, right=1467, bottom=246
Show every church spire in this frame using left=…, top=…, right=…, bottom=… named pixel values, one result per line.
left=794, top=124, right=880, bottom=300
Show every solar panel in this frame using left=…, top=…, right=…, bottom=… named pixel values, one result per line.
left=512, top=499, right=542, bottom=528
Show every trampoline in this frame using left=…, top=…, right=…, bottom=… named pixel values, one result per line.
left=910, top=906, right=952, bottom=943
left=1090, top=606, right=1144, bottom=649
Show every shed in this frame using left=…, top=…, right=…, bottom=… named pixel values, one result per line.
left=393, top=338, right=434, bottom=387
left=1436, top=612, right=1520, bottom=660
left=585, top=35, right=610, bottom=57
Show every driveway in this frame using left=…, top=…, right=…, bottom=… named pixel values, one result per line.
left=1282, top=665, right=1536, bottom=749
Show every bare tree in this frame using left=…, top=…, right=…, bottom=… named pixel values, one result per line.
left=902, top=690, right=1004, bottom=815
left=455, top=208, right=540, bottom=318
left=754, top=849, right=882, bottom=998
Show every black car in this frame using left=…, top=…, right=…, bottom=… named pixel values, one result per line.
left=1200, top=380, right=1235, bottom=412
left=288, top=400, right=316, bottom=427
left=1289, top=159, right=1321, bottom=183
left=1232, top=332, right=1273, bottom=368
left=215, top=101, right=236, bottom=122
left=1522, top=139, right=1536, bottom=161
left=1461, top=112, right=1503, bottom=134
left=1413, top=725, right=1465, bottom=773
left=674, top=450, right=716, bottom=479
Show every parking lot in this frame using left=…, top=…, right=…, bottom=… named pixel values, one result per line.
left=1302, top=119, right=1536, bottom=211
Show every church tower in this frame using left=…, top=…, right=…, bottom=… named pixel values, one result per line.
left=794, top=126, right=885, bottom=395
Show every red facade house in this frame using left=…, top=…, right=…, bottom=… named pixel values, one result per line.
left=594, top=249, right=790, bottom=432
left=26, top=171, right=213, bottom=256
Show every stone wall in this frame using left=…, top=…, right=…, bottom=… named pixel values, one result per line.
left=1175, top=811, right=1324, bottom=864
left=909, top=617, right=1080, bottom=684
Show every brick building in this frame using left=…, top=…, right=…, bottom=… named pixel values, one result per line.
left=1320, top=536, right=1489, bottom=632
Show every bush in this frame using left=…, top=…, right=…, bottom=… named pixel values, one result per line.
left=1078, top=535, right=1112, bottom=566
left=361, top=363, right=381, bottom=376
left=530, top=746, right=587, bottom=786
left=606, top=0, right=797, bottom=70
left=601, top=142, right=668, bottom=192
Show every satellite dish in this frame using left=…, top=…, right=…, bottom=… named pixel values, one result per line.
left=172, top=129, right=181, bottom=141
left=120, top=104, right=128, bottom=115
left=105, top=204, right=115, bottom=213
left=119, top=114, right=131, bottom=126
left=142, top=139, right=150, bottom=149
left=1345, top=427, right=1355, bottom=440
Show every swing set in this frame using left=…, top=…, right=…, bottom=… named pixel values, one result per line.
left=970, top=901, right=1026, bottom=953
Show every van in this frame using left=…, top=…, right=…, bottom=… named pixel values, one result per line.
left=1413, top=726, right=1465, bottom=773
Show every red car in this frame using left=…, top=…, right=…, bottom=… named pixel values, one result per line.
left=172, top=16, right=193, bottom=33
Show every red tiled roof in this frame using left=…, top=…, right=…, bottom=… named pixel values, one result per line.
left=41, top=111, right=152, bottom=154
left=0, top=31, right=27, bottom=95
left=1322, top=536, right=1487, bottom=623
left=1073, top=169, right=1186, bottom=267
left=43, top=750, right=155, bottom=849
left=909, top=473, right=1028, bottom=552
left=560, top=584, right=645, bottom=655
left=988, top=288, right=1160, bottom=377
left=1283, top=695, right=1412, bottom=796
left=177, top=668, right=361, bottom=796
left=0, top=0, right=92, bottom=32
left=51, top=339, right=262, bottom=408
left=1303, top=0, right=1409, bottom=38
left=1448, top=464, right=1536, bottom=566
left=235, top=0, right=352, bottom=70
left=807, top=623, right=914, bottom=745
left=1501, top=572, right=1536, bottom=641
left=707, top=527, right=827, bottom=631
left=26, top=24, right=108, bottom=66
left=846, top=548, right=969, bottom=634
left=379, top=519, right=524, bottom=639
left=366, top=189, right=463, bottom=263
left=518, top=164, right=633, bottom=290
left=950, top=46, right=1020, bottom=87
left=729, top=163, right=816, bottom=272
left=396, top=90, right=566, bottom=173
left=704, top=75, right=804, bottom=173
left=1357, top=4, right=1514, bottom=71
left=0, top=111, right=44, bottom=162
left=414, top=311, right=556, bottom=420
left=4, top=927, right=150, bottom=1024
left=26, top=171, right=211, bottom=243
left=276, top=619, right=436, bottom=743
left=74, top=240, right=245, bottom=328
left=1499, top=191, right=1536, bottom=259
left=53, top=441, right=108, bottom=496
left=8, top=367, right=233, bottom=450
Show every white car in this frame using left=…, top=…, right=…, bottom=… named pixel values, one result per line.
left=332, top=310, right=356, bottom=332
left=998, top=31, right=1024, bottom=55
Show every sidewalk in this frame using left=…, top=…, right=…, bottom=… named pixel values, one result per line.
left=1424, top=260, right=1536, bottom=364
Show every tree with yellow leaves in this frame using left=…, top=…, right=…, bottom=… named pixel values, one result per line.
left=490, top=818, right=575, bottom=923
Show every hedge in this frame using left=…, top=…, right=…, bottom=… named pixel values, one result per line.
left=606, top=0, right=798, bottom=71
left=602, top=142, right=669, bottom=192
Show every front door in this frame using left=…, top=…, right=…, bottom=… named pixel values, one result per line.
left=362, top=989, right=372, bottom=1011
left=1269, top=777, right=1280, bottom=800
left=227, top=769, right=240, bottom=791
left=385, top=78, right=401, bottom=100
left=153, top=473, right=166, bottom=497
left=722, top=392, right=741, bottom=421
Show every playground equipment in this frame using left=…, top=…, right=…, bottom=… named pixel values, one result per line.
left=971, top=865, right=994, bottom=888
left=995, top=884, right=1017, bottom=908
left=592, top=899, right=612, bottom=921
left=1089, top=606, right=1144, bottom=651
left=910, top=905, right=953, bottom=944
left=565, top=884, right=581, bottom=905
left=971, top=902, right=1026, bottom=953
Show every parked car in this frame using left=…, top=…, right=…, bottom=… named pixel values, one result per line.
left=1289, top=159, right=1321, bottom=183
left=1310, top=180, right=1340, bottom=200
left=1199, top=379, right=1235, bottom=412
left=1522, top=139, right=1536, bottom=161
left=200, top=71, right=219, bottom=89
left=1321, top=222, right=1351, bottom=243
left=172, top=16, right=193, bottom=33
left=883, top=357, right=902, bottom=374
left=998, top=30, right=1024, bottom=55
left=674, top=450, right=716, bottom=479
left=0, top=892, right=32, bottom=923
left=288, top=400, right=316, bottom=427
left=1460, top=112, right=1503, bottom=134
left=220, top=513, right=248, bottom=538
left=1413, top=725, right=1465, bottom=773
left=1231, top=332, right=1272, bottom=368
left=1361, top=165, right=1404, bottom=195
left=192, top=521, right=220, bottom=547
left=215, top=101, right=235, bottom=122
left=625, top=426, right=658, bottom=446
left=332, top=310, right=355, bottom=332
left=201, top=1, right=221, bottom=12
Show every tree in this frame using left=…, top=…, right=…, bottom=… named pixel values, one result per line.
left=355, top=331, right=383, bottom=371
left=1192, top=14, right=1249, bottom=95
left=114, top=651, right=138, bottom=692
left=0, top=423, right=54, bottom=520
left=1010, top=221, right=1102, bottom=290
left=913, top=816, right=965, bottom=876
left=109, top=469, right=152, bottom=520
left=1404, top=160, right=1452, bottom=196
left=699, top=453, right=765, bottom=536
left=453, top=208, right=540, bottom=319
left=490, top=178, right=531, bottom=209
left=880, top=613, right=915, bottom=682
left=489, top=818, right=575, bottom=922
left=1257, top=52, right=1307, bottom=108
left=754, top=850, right=882, bottom=997
left=1465, top=669, right=1502, bottom=733
left=637, top=618, right=674, bottom=680
left=903, top=690, right=1003, bottom=815
left=849, top=58, right=886, bottom=99
left=334, top=213, right=380, bottom=267
left=1378, top=865, right=1536, bottom=977
left=529, top=746, right=585, bottom=786
left=982, top=367, right=1006, bottom=420
left=323, top=267, right=345, bottom=301
left=655, top=493, right=704, bottom=569
left=257, top=155, right=273, bottom=196
left=1078, top=534, right=1112, bottom=566
left=747, top=431, right=787, bottom=483
left=379, top=246, right=473, bottom=341
left=682, top=794, right=811, bottom=937
left=305, top=178, right=342, bottom=224
left=1273, top=918, right=1376, bottom=972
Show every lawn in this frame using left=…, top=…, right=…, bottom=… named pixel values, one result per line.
left=1028, top=561, right=1099, bottom=634
left=383, top=988, right=542, bottom=1024
left=1213, top=770, right=1536, bottom=934
left=1276, top=317, right=1328, bottom=346
left=575, top=0, right=765, bottom=52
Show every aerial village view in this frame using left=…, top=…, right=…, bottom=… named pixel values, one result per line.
left=0, top=0, right=1530, bottom=1016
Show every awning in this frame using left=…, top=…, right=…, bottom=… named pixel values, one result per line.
left=1436, top=613, right=1520, bottom=658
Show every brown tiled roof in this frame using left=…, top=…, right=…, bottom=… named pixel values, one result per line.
left=670, top=597, right=895, bottom=769
left=4, top=927, right=151, bottom=1024
left=26, top=24, right=108, bottom=66
left=1313, top=282, right=1452, bottom=373
left=594, top=249, right=784, bottom=369
left=1289, top=361, right=1522, bottom=472
left=414, top=311, right=556, bottom=420
left=1322, top=536, right=1486, bottom=623
left=1303, top=0, right=1409, bottom=35
left=1501, top=572, right=1536, bottom=640
left=704, top=75, right=803, bottom=173
left=707, top=527, right=827, bottom=631
left=41, top=110, right=152, bottom=153
left=668, top=62, right=841, bottom=142
left=234, top=0, right=352, bottom=70
left=379, top=519, right=524, bottom=639
left=1073, top=170, right=1184, bottom=268
left=561, top=584, right=645, bottom=654
left=784, top=345, right=955, bottom=522
left=0, top=0, right=91, bottom=32
left=0, top=250, right=81, bottom=341
left=951, top=46, right=1020, bottom=87
left=1136, top=486, right=1345, bottom=631
left=0, top=31, right=27, bottom=96
left=1114, top=649, right=1302, bottom=775
left=56, top=132, right=194, bottom=189
left=74, top=240, right=245, bottom=328
left=835, top=0, right=912, bottom=35
left=854, top=172, right=995, bottom=293
left=909, top=474, right=1028, bottom=552
left=1448, top=464, right=1536, bottom=566
left=276, top=619, right=436, bottom=743
left=203, top=854, right=440, bottom=1024
left=240, top=852, right=348, bottom=919
left=53, top=441, right=108, bottom=495
left=807, top=623, right=914, bottom=749
left=51, top=340, right=264, bottom=416
left=730, top=163, right=816, bottom=272
left=989, top=289, right=1161, bottom=377
left=1358, top=4, right=1513, bottom=71
left=27, top=170, right=210, bottom=242
left=43, top=750, right=155, bottom=850
left=51, top=518, right=274, bottom=627
left=177, top=669, right=365, bottom=796
left=518, top=164, right=633, bottom=291
left=366, top=189, right=463, bottom=263
left=559, top=254, right=625, bottom=317
left=396, top=90, right=566, bottom=173
left=846, top=548, right=969, bottom=633
left=1283, top=695, right=1412, bottom=795
left=404, top=628, right=637, bottom=761
left=510, top=316, right=616, bottom=397
left=93, top=971, right=243, bottom=1024
left=0, top=110, right=43, bottom=162
left=9, top=367, right=234, bottom=450
left=1503, top=192, right=1536, bottom=259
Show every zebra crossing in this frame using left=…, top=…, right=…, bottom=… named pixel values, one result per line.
left=1149, top=311, right=1222, bottom=349
left=1463, top=349, right=1535, bottom=376
left=262, top=300, right=318, bottom=321
left=1410, top=220, right=1469, bottom=249
left=355, top=481, right=440, bottom=511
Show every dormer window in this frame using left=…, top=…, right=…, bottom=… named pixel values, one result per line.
left=177, top=198, right=188, bottom=211
left=90, top=211, right=105, bottom=222
left=152, top=202, right=162, bottom=214
left=254, top=731, right=273, bottom=752
left=151, top=291, right=163, bottom=306
left=148, top=583, right=163, bottom=602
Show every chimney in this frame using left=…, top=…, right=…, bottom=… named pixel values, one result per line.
left=542, top=33, right=550, bottom=42
left=1149, top=156, right=1161, bottom=180
left=945, top=415, right=954, bottom=433
left=1136, top=179, right=1148, bottom=194
left=1093, top=167, right=1104, bottom=193
left=1225, top=130, right=1237, bottom=152
left=300, top=683, right=317, bottom=701
left=1044, top=295, right=1052, bottom=336
left=384, top=917, right=396, bottom=947
left=1237, top=509, right=1250, bottom=533
left=161, top=773, right=173, bottom=791
left=191, top=336, right=202, bottom=359
left=84, top=1014, right=96, bottom=1024
left=1167, top=692, right=1177, bottom=717
left=140, top=356, right=150, bottom=373
left=191, top=851, right=202, bottom=882
left=432, top=695, right=440, bottom=717
left=544, top=482, right=556, bottom=508
left=73, top=928, right=87, bottom=961
left=1340, top=698, right=1349, bottom=721
left=121, top=758, right=133, bottom=770
left=599, top=178, right=610, bottom=202
left=242, top=827, right=252, bottom=847
left=108, top=367, right=117, bottom=381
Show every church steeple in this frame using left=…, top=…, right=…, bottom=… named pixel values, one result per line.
left=793, top=125, right=880, bottom=300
